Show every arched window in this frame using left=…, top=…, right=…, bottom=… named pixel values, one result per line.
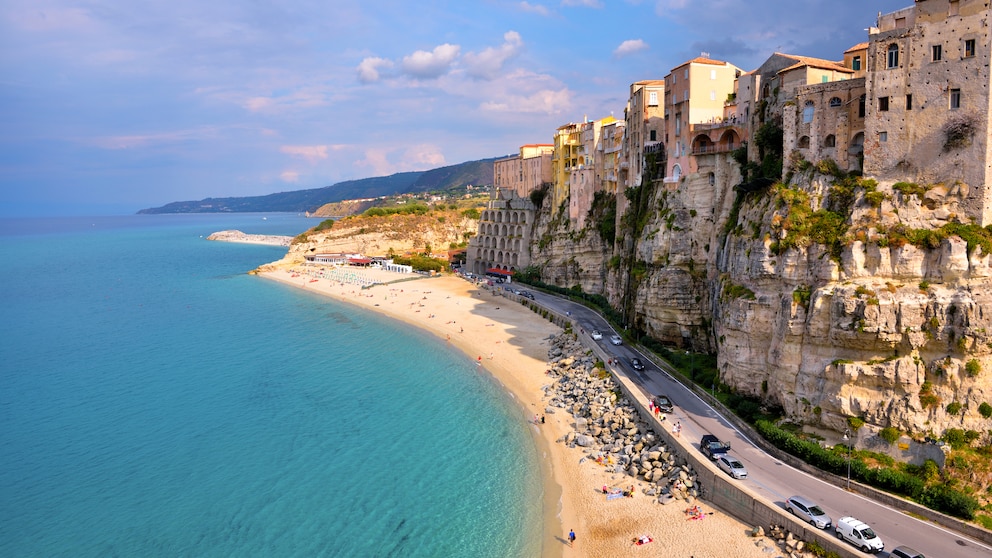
left=708, top=172, right=715, bottom=186
left=887, top=44, right=899, bottom=68
left=829, top=97, right=842, bottom=108
left=798, top=136, right=810, bottom=148
left=672, top=164, right=682, bottom=181
left=823, top=134, right=836, bottom=148
left=802, top=101, right=815, bottom=123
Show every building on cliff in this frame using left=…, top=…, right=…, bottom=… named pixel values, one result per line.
left=663, top=57, right=741, bottom=184
left=863, top=0, right=992, bottom=226
left=493, top=144, right=553, bottom=199
left=569, top=116, right=616, bottom=228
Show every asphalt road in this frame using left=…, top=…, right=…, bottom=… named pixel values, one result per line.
left=519, top=286, right=992, bottom=558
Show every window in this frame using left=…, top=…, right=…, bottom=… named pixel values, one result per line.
left=932, top=44, right=942, bottom=61
left=650, top=130, right=656, bottom=141
left=906, top=94, right=912, bottom=110
left=829, top=97, right=842, bottom=108
left=684, top=69, right=688, bottom=79
left=879, top=131, right=888, bottom=142
left=879, top=96, right=889, bottom=111
left=824, top=135, right=836, bottom=148
left=822, top=75, right=829, bottom=83
left=852, top=56, right=862, bottom=71
left=683, top=91, right=688, bottom=102
left=708, top=172, right=715, bottom=186
left=710, top=90, right=716, bottom=101
left=648, top=91, right=658, bottom=106
left=798, top=136, right=810, bottom=148
left=858, top=94, right=866, bottom=118
left=802, top=101, right=815, bottom=123
left=710, top=69, right=717, bottom=80
left=964, top=39, right=976, bottom=58
left=887, top=44, right=899, bottom=68
left=950, top=88, right=961, bottom=109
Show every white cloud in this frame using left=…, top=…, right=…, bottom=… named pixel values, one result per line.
left=614, top=39, right=648, bottom=57
left=280, top=145, right=329, bottom=163
left=357, top=56, right=394, bottom=83
left=401, top=144, right=446, bottom=169
left=480, top=87, right=572, bottom=115
left=355, top=148, right=394, bottom=177
left=400, top=43, right=461, bottom=79
left=463, top=31, right=524, bottom=80
left=280, top=170, right=300, bottom=182
left=518, top=2, right=551, bottom=16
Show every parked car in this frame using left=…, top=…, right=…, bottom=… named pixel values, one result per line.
left=889, top=546, right=925, bottom=558
left=835, top=516, right=883, bottom=553
left=785, top=495, right=831, bottom=529
left=511, top=288, right=522, bottom=295
left=609, top=334, right=623, bottom=345
left=520, top=291, right=535, bottom=300
left=630, top=357, right=645, bottom=371
left=699, top=434, right=731, bottom=459
left=590, top=330, right=603, bottom=340
left=716, top=454, right=748, bottom=479
left=652, top=394, right=674, bottom=413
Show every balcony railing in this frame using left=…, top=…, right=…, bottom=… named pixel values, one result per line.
left=692, top=143, right=735, bottom=155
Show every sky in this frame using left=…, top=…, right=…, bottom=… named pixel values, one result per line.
left=0, top=0, right=912, bottom=216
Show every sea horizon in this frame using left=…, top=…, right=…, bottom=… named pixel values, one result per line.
left=0, top=213, right=542, bottom=557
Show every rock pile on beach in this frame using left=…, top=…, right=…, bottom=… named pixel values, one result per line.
left=542, top=332, right=701, bottom=505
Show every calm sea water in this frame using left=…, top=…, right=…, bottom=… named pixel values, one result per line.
left=0, top=214, right=542, bottom=557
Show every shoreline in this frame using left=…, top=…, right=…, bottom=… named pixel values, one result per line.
left=257, top=265, right=786, bottom=557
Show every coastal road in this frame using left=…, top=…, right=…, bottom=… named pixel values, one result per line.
left=517, top=287, right=992, bottom=558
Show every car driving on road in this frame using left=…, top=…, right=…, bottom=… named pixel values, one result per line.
left=699, top=434, right=731, bottom=460
left=652, top=394, right=674, bottom=413
left=786, top=495, right=831, bottom=529
left=629, top=357, right=645, bottom=371
left=716, top=454, right=748, bottom=479
left=609, top=334, right=623, bottom=345
left=835, top=516, right=883, bottom=553
left=590, top=330, right=603, bottom=340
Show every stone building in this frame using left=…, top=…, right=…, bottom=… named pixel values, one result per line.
left=464, top=188, right=537, bottom=276
left=863, top=0, right=992, bottom=226
left=493, top=144, right=553, bottom=199
left=569, top=116, right=616, bottom=228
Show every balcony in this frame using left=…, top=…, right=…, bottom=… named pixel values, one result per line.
left=691, top=143, right=735, bottom=155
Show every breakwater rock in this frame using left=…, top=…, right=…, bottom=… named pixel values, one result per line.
left=206, top=230, right=293, bottom=246
left=543, top=332, right=700, bottom=504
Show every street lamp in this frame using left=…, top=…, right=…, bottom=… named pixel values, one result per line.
left=843, top=428, right=852, bottom=489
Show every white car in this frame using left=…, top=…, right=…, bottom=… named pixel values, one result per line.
left=835, top=516, right=883, bottom=554
left=609, top=334, right=623, bottom=345
left=590, top=330, right=603, bottom=340
left=716, top=454, right=748, bottom=479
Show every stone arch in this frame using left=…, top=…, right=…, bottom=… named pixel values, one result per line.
left=798, top=136, right=810, bottom=149
left=691, top=133, right=712, bottom=154
left=823, top=134, right=836, bottom=148
left=849, top=131, right=865, bottom=171
left=802, top=101, right=815, bottom=123
left=672, top=164, right=682, bottom=181
left=718, top=129, right=740, bottom=151
left=829, top=97, right=842, bottom=108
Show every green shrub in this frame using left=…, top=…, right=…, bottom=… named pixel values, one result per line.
left=879, top=427, right=901, bottom=444
left=965, top=359, right=981, bottom=377
left=980, top=402, right=992, bottom=418
left=893, top=181, right=928, bottom=199
left=314, top=219, right=335, bottom=232
left=920, top=484, right=979, bottom=520
left=847, top=416, right=865, bottom=430
left=946, top=402, right=963, bottom=415
left=943, top=428, right=968, bottom=449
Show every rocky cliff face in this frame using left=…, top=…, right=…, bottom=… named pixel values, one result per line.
left=259, top=211, right=477, bottom=268
left=531, top=165, right=992, bottom=437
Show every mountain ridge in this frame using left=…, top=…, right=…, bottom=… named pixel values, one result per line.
left=137, top=157, right=499, bottom=214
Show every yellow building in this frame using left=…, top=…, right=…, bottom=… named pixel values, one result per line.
left=664, top=57, right=742, bottom=182
left=493, top=144, right=554, bottom=199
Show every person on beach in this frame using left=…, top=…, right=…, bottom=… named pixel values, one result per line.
left=568, top=529, right=575, bottom=546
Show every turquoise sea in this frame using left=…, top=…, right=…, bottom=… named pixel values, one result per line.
left=0, top=214, right=543, bottom=557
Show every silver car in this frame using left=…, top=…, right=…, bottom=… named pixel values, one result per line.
left=786, top=495, right=831, bottom=529
left=716, top=454, right=747, bottom=479
left=609, top=334, right=623, bottom=345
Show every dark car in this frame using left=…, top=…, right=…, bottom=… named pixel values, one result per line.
left=699, top=434, right=731, bottom=460
left=630, top=357, right=645, bottom=371
left=652, top=394, right=674, bottom=413
left=520, top=291, right=535, bottom=300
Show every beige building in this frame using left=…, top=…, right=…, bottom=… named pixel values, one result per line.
left=621, top=80, right=666, bottom=191
left=569, top=116, right=616, bottom=228
left=864, top=0, right=992, bottom=225
left=664, top=58, right=741, bottom=183
left=599, top=119, right=626, bottom=196
left=465, top=188, right=537, bottom=276
left=493, top=144, right=554, bottom=199
left=551, top=123, right=581, bottom=217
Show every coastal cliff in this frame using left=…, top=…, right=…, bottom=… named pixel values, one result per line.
left=528, top=167, right=992, bottom=437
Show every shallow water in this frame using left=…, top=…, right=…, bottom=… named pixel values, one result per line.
left=0, top=214, right=542, bottom=557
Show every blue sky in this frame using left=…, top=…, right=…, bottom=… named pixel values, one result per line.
left=1, top=0, right=910, bottom=216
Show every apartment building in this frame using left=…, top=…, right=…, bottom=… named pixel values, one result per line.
left=568, top=116, right=616, bottom=228
left=599, top=119, right=626, bottom=196
left=551, top=123, right=581, bottom=217
left=664, top=58, right=741, bottom=183
left=493, top=144, right=554, bottom=199
left=864, top=0, right=992, bottom=225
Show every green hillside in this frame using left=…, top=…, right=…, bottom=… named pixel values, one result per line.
left=137, top=157, right=497, bottom=214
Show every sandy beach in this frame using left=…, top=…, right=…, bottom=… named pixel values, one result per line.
left=258, top=265, right=785, bottom=558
